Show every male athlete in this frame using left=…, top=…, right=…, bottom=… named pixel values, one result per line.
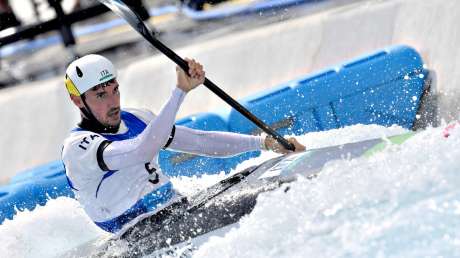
left=61, top=54, right=305, bottom=236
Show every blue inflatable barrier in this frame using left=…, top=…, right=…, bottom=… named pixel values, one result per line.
left=227, top=46, right=426, bottom=134
left=294, top=45, right=427, bottom=128
left=10, top=160, right=65, bottom=184
left=0, top=174, right=73, bottom=223
left=222, top=46, right=426, bottom=166
left=0, top=45, right=428, bottom=224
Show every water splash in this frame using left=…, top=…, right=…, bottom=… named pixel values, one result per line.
left=1, top=124, right=459, bottom=258
left=194, top=125, right=460, bottom=258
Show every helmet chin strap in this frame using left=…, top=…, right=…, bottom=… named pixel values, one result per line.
left=79, top=94, right=120, bottom=134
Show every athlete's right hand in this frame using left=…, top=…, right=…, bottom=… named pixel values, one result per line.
left=264, top=136, right=306, bottom=154
left=176, top=58, right=205, bottom=93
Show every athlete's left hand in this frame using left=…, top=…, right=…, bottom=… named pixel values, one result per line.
left=264, top=136, right=306, bottom=154
left=176, top=58, right=206, bottom=93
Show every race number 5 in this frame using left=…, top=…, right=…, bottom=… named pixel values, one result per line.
left=145, top=162, right=159, bottom=184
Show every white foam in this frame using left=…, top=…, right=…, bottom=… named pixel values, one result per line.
left=0, top=197, right=108, bottom=258
left=2, top=124, right=444, bottom=257
left=194, top=125, right=460, bottom=258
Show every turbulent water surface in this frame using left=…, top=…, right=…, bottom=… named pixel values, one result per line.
left=1, top=124, right=459, bottom=257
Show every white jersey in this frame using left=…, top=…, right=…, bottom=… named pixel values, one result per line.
left=62, top=88, right=264, bottom=233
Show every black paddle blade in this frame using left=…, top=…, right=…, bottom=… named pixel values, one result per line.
left=98, top=0, right=190, bottom=70
left=99, top=0, right=155, bottom=41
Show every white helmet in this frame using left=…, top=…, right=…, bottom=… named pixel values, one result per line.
left=65, top=54, right=117, bottom=96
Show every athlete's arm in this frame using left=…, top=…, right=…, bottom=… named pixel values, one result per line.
left=100, top=58, right=205, bottom=171
left=167, top=126, right=265, bottom=157
left=101, top=88, right=185, bottom=170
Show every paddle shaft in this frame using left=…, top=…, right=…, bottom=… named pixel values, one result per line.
left=100, top=0, right=295, bottom=151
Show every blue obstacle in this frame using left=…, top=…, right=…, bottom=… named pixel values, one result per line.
left=0, top=175, right=73, bottom=222
left=0, top=45, right=428, bottom=224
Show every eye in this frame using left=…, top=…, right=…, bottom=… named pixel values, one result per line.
left=96, top=92, right=107, bottom=99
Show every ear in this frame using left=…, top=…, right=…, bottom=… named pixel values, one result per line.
left=69, top=94, right=84, bottom=108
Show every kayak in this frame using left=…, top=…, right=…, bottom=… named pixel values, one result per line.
left=66, top=131, right=417, bottom=257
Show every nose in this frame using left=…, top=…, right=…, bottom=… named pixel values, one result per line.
left=109, top=89, right=120, bottom=103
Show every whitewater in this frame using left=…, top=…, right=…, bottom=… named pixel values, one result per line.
left=2, top=0, right=460, bottom=257
left=1, top=123, right=460, bottom=257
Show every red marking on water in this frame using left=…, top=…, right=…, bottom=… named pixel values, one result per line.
left=443, top=122, right=459, bottom=138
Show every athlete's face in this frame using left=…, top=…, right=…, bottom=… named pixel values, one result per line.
left=83, top=79, right=121, bottom=127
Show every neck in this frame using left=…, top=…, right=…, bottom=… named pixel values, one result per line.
left=78, top=113, right=120, bottom=134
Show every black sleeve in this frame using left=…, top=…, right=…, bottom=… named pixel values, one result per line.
left=163, top=125, right=176, bottom=149
left=97, top=140, right=113, bottom=171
